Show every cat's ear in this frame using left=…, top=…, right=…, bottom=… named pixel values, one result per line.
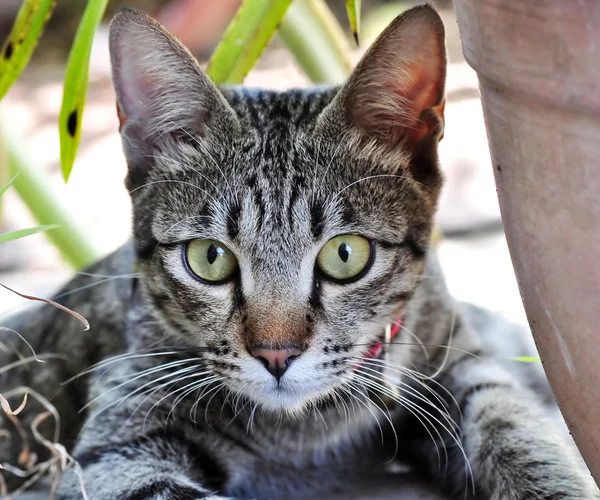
left=109, top=8, right=238, bottom=145
left=319, top=5, right=446, bottom=153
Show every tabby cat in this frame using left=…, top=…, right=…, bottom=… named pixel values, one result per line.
left=1, top=5, right=598, bottom=500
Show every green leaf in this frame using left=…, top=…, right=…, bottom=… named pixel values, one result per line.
left=278, top=0, right=353, bottom=85
left=207, top=0, right=294, bottom=85
left=3, top=122, right=101, bottom=268
left=0, top=0, right=56, bottom=101
left=59, top=0, right=109, bottom=182
left=512, top=356, right=542, bottom=363
left=0, top=224, right=58, bottom=244
left=345, top=0, right=361, bottom=45
left=0, top=173, right=19, bottom=198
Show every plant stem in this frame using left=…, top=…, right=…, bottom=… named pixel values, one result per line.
left=278, top=0, right=353, bottom=85
left=207, top=0, right=294, bottom=85
left=0, top=132, right=7, bottom=221
left=1, top=124, right=101, bottom=269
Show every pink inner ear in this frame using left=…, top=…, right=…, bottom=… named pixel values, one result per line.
left=355, top=57, right=444, bottom=148
left=390, top=62, right=445, bottom=145
left=114, top=46, right=159, bottom=122
left=116, top=102, right=128, bottom=132
left=343, top=8, right=447, bottom=150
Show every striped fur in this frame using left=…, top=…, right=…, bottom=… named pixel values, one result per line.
left=1, top=5, right=598, bottom=500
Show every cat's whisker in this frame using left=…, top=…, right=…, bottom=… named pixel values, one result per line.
left=116, top=366, right=210, bottom=408
left=103, top=358, right=201, bottom=384
left=165, top=120, right=234, bottom=200
left=430, top=308, right=456, bottom=380
left=309, top=135, right=323, bottom=207
left=357, top=373, right=472, bottom=491
left=353, top=357, right=462, bottom=420
left=202, top=382, right=228, bottom=426
left=312, top=402, right=329, bottom=431
left=139, top=153, right=225, bottom=200
left=353, top=362, right=459, bottom=431
left=166, top=375, right=222, bottom=426
left=339, top=384, right=385, bottom=446
left=81, top=360, right=204, bottom=412
left=350, top=371, right=450, bottom=469
left=356, top=371, right=461, bottom=455
left=82, top=349, right=202, bottom=385
left=332, top=173, right=434, bottom=201
left=87, top=367, right=208, bottom=425
left=67, top=346, right=208, bottom=383
left=331, top=390, right=351, bottom=425
left=218, top=388, right=232, bottom=420
left=73, top=271, right=143, bottom=279
left=321, top=172, right=434, bottom=221
left=315, top=138, right=344, bottom=202
left=223, top=392, right=250, bottom=429
left=332, top=390, right=349, bottom=424
left=365, top=357, right=463, bottom=422
left=341, top=385, right=360, bottom=419
left=246, top=403, right=259, bottom=436
left=129, top=180, right=232, bottom=225
left=352, top=370, right=452, bottom=437
left=94, top=362, right=200, bottom=403
left=348, top=374, right=399, bottom=461
left=122, top=370, right=215, bottom=426
left=359, top=375, right=444, bottom=471
left=140, top=375, right=220, bottom=429
left=126, top=379, right=182, bottom=425
left=349, top=342, right=480, bottom=362
left=395, top=321, right=430, bottom=360
left=51, top=275, right=140, bottom=301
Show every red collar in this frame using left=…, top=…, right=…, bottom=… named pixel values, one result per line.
left=363, top=317, right=402, bottom=360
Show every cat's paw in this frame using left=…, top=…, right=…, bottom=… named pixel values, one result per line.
left=487, top=472, right=600, bottom=500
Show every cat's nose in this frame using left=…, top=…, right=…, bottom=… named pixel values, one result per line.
left=249, top=346, right=302, bottom=382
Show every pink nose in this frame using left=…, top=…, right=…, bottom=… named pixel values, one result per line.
left=250, top=347, right=302, bottom=382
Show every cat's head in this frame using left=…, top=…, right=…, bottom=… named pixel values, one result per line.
left=109, top=6, right=446, bottom=414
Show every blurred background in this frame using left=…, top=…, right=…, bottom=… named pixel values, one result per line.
left=0, top=0, right=525, bottom=331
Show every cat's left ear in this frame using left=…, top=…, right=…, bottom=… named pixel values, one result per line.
left=318, top=5, right=446, bottom=153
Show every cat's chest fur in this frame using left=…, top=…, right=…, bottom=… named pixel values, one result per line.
left=175, top=398, right=401, bottom=498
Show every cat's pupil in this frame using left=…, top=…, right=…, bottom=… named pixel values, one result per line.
left=338, top=243, right=351, bottom=263
left=207, top=244, right=220, bottom=265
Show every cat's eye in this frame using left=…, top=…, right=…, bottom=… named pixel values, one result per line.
left=185, top=239, right=238, bottom=283
left=316, top=235, right=373, bottom=283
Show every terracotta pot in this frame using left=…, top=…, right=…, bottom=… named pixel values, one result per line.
left=453, top=0, right=600, bottom=485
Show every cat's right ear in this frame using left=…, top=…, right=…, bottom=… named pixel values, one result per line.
left=316, top=5, right=446, bottom=160
left=109, top=8, right=238, bottom=172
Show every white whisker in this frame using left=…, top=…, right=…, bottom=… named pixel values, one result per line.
left=166, top=120, right=234, bottom=199
left=430, top=309, right=456, bottom=380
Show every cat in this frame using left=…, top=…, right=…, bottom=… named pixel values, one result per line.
left=1, top=5, right=598, bottom=500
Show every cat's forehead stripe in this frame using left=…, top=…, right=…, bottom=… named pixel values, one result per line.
left=221, top=87, right=337, bottom=129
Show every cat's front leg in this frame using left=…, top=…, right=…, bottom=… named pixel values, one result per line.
left=56, top=424, right=231, bottom=500
left=432, top=355, right=599, bottom=500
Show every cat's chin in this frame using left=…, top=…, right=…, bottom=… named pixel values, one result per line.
left=226, top=379, right=338, bottom=417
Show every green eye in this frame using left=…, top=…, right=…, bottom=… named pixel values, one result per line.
left=316, top=235, right=372, bottom=282
left=185, top=239, right=238, bottom=283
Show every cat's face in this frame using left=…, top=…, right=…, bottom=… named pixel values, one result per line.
left=109, top=6, right=446, bottom=413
